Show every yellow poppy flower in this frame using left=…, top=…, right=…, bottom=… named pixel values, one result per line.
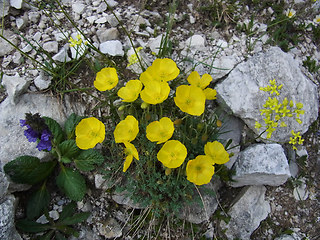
left=94, top=67, right=118, bottom=91
left=187, top=71, right=212, bottom=89
left=117, top=80, right=143, bottom=102
left=114, top=115, right=139, bottom=143
left=146, top=58, right=180, bottom=82
left=146, top=117, right=174, bottom=144
left=186, top=155, right=215, bottom=185
left=204, top=141, right=229, bottom=164
left=123, top=142, right=139, bottom=172
left=140, top=80, right=170, bottom=104
left=203, top=88, right=217, bottom=100
left=157, top=140, right=187, bottom=168
left=75, top=117, right=105, bottom=149
left=174, top=85, right=206, bottom=116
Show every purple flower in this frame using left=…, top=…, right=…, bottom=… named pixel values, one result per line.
left=24, top=127, right=39, bottom=142
left=20, top=113, right=53, bottom=152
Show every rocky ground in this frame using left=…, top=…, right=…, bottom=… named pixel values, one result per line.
left=0, top=0, right=320, bottom=239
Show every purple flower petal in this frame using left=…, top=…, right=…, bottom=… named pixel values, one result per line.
left=24, top=128, right=39, bottom=142
left=20, top=119, right=27, bottom=127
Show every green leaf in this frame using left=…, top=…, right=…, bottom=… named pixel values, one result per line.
left=16, top=219, right=51, bottom=233
left=27, top=184, right=50, bottom=219
left=59, top=140, right=80, bottom=159
left=61, top=156, right=72, bottom=164
left=39, top=230, right=54, bottom=240
left=4, top=156, right=56, bottom=185
left=55, top=231, right=67, bottom=240
left=43, top=117, right=65, bottom=145
left=64, top=113, right=84, bottom=139
left=74, top=149, right=105, bottom=171
left=59, top=212, right=90, bottom=225
left=59, top=202, right=77, bottom=221
left=56, top=167, right=86, bottom=201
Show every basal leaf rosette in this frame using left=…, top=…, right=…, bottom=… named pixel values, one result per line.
left=75, top=117, right=105, bottom=150
left=204, top=141, right=229, bottom=164
left=146, top=117, right=174, bottom=144
left=123, top=142, right=139, bottom=172
left=140, top=80, right=170, bottom=105
left=157, top=140, right=187, bottom=168
left=117, top=80, right=143, bottom=102
left=186, top=155, right=215, bottom=185
left=141, top=58, right=180, bottom=83
left=114, top=115, right=139, bottom=143
left=94, top=67, right=118, bottom=91
left=174, top=85, right=206, bottom=116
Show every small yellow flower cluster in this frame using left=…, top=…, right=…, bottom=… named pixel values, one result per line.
left=256, top=79, right=305, bottom=149
left=289, top=130, right=304, bottom=150
left=69, top=34, right=83, bottom=47
left=127, top=47, right=143, bottom=67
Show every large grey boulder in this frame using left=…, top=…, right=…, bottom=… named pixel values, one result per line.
left=215, top=47, right=318, bottom=143
left=220, top=186, right=270, bottom=240
left=231, top=144, right=291, bottom=187
left=0, top=93, right=85, bottom=170
left=0, top=172, right=9, bottom=199
left=0, top=195, right=22, bottom=240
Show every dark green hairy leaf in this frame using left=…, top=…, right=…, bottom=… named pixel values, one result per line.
left=56, top=167, right=86, bottom=201
left=27, top=184, right=50, bottom=219
left=59, top=140, right=80, bottom=159
left=43, top=117, right=65, bottom=145
left=4, top=156, right=56, bottom=185
left=16, top=219, right=51, bottom=233
left=74, top=149, right=104, bottom=171
left=64, top=113, right=84, bottom=139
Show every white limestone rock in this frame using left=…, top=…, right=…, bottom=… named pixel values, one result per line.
left=52, top=45, right=72, bottom=62
left=220, top=186, right=270, bottom=240
left=231, top=144, right=291, bottom=187
left=72, top=2, right=86, bottom=14
left=0, top=30, right=18, bottom=56
left=215, top=47, right=319, bottom=143
left=96, top=28, right=119, bottom=42
left=10, top=0, right=22, bottom=9
left=0, top=172, right=9, bottom=199
left=147, top=35, right=163, bottom=55
left=2, top=73, right=31, bottom=104
left=34, top=71, right=52, bottom=90
left=99, top=40, right=124, bottom=56
left=98, top=218, right=122, bottom=239
left=0, top=195, right=22, bottom=240
left=0, top=0, right=10, bottom=17
left=211, top=54, right=240, bottom=80
left=185, top=34, right=205, bottom=48
left=42, top=41, right=59, bottom=53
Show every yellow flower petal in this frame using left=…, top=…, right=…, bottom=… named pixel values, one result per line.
left=123, top=155, right=133, bottom=172
left=204, top=141, right=229, bottom=164
left=174, top=85, right=206, bottom=116
left=146, top=117, right=174, bottom=144
left=186, top=155, right=215, bottom=185
left=75, top=117, right=105, bottom=149
left=187, top=71, right=212, bottom=89
left=114, top=115, right=139, bottom=143
left=118, top=80, right=143, bottom=102
left=140, top=81, right=170, bottom=104
left=203, top=88, right=217, bottom=100
left=94, top=67, right=118, bottom=91
left=157, top=140, right=187, bottom=168
left=148, top=58, right=180, bottom=82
